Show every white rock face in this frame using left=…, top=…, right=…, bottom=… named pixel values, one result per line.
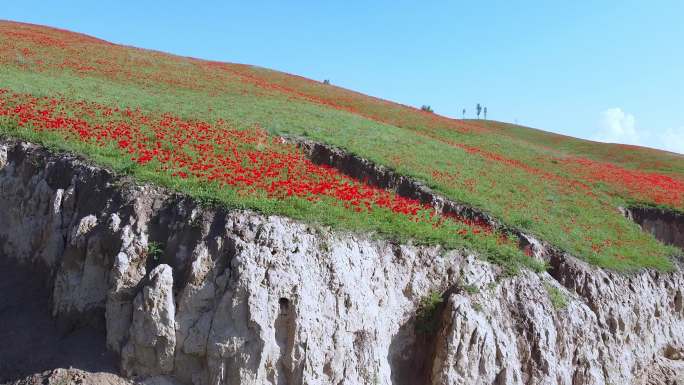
left=123, top=264, right=177, bottom=377
left=1, top=139, right=683, bottom=385
left=431, top=264, right=684, bottom=385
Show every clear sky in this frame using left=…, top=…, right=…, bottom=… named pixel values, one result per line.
left=3, top=1, right=683, bottom=153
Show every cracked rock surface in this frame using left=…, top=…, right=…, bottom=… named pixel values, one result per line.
left=1, top=139, right=683, bottom=384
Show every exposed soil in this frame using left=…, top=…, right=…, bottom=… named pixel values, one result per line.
left=2, top=368, right=132, bottom=385
left=0, top=256, right=118, bottom=383
left=624, top=206, right=684, bottom=250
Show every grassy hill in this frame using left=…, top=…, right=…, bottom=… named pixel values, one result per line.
left=1, top=20, right=682, bottom=272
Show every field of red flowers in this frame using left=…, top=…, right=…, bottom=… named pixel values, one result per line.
left=1, top=89, right=433, bottom=216
left=0, top=20, right=681, bottom=271
left=0, top=88, right=528, bottom=269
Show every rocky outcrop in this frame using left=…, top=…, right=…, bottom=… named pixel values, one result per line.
left=429, top=255, right=684, bottom=385
left=1, top=138, right=683, bottom=384
left=122, top=264, right=177, bottom=377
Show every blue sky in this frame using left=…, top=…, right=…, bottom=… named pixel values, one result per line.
left=3, top=1, right=683, bottom=153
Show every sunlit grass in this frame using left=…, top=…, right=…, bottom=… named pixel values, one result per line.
left=0, top=20, right=681, bottom=272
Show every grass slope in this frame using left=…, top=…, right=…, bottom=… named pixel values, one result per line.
left=1, top=20, right=682, bottom=272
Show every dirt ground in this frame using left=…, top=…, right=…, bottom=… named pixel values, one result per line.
left=0, top=257, right=118, bottom=383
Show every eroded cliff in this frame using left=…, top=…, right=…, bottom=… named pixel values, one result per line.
left=1, top=139, right=683, bottom=385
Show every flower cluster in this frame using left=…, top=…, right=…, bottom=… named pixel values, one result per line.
left=562, top=157, right=684, bottom=207
left=0, top=21, right=488, bottom=135
left=0, top=90, right=499, bottom=239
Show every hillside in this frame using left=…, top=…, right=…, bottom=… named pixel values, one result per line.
left=2, top=20, right=684, bottom=385
left=1, top=20, right=683, bottom=272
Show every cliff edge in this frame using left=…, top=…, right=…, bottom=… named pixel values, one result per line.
left=1, top=139, right=683, bottom=384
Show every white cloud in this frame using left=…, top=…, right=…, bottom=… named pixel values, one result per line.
left=594, top=107, right=640, bottom=145
left=593, top=108, right=684, bottom=155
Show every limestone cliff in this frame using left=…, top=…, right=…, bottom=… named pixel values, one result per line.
left=1, top=139, right=683, bottom=385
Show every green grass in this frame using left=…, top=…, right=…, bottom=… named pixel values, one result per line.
left=462, top=284, right=480, bottom=295
left=0, top=20, right=682, bottom=273
left=0, top=116, right=540, bottom=275
left=145, top=242, right=164, bottom=262
left=2, top=66, right=676, bottom=272
left=415, top=291, right=444, bottom=334
left=545, top=283, right=568, bottom=310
